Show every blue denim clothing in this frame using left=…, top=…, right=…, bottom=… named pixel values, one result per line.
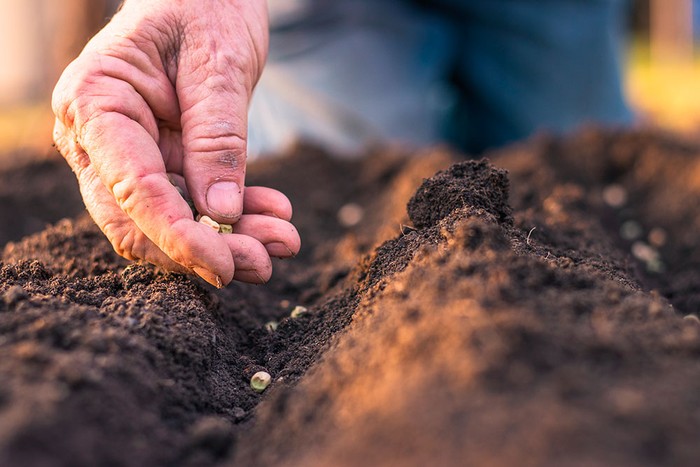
left=248, top=0, right=632, bottom=156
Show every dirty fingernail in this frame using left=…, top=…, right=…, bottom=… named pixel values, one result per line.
left=254, top=271, right=267, bottom=284
left=193, top=266, right=223, bottom=288
left=235, top=270, right=268, bottom=284
left=206, top=181, right=243, bottom=220
left=265, top=242, right=295, bottom=258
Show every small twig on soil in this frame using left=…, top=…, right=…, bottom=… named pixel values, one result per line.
left=400, top=224, right=417, bottom=236
left=526, top=227, right=537, bottom=246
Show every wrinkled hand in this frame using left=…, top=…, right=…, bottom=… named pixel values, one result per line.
left=52, top=0, right=300, bottom=287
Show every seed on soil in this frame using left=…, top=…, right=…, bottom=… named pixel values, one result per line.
left=290, top=306, right=308, bottom=318
left=630, top=241, right=665, bottom=273
left=603, top=184, right=627, bottom=208
left=645, top=258, right=665, bottom=274
left=198, top=215, right=220, bottom=231
left=648, top=227, right=667, bottom=248
left=337, top=203, right=364, bottom=227
left=264, top=321, right=278, bottom=332
left=219, top=224, right=233, bottom=234
left=620, top=221, right=643, bottom=241
left=631, top=241, right=658, bottom=263
left=250, top=371, right=272, bottom=393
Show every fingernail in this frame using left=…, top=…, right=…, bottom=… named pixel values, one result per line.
left=193, top=266, right=223, bottom=288
left=235, top=270, right=267, bottom=284
left=265, top=242, right=296, bottom=258
left=254, top=271, right=267, bottom=284
left=206, top=181, right=243, bottom=221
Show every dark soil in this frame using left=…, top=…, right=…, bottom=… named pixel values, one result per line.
left=1, top=129, right=699, bottom=466
left=0, top=150, right=84, bottom=246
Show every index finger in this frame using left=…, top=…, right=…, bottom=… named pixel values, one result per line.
left=80, top=110, right=236, bottom=285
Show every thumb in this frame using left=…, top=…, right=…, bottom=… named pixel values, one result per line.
left=178, top=51, right=258, bottom=224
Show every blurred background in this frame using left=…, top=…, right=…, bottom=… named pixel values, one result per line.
left=0, top=0, right=121, bottom=156
left=0, top=0, right=699, bottom=155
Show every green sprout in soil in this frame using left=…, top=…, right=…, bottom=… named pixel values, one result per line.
left=264, top=321, right=278, bottom=332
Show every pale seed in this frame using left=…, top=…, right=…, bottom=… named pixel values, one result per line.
left=250, top=371, right=271, bottom=393
left=198, top=215, right=220, bottom=231
left=290, top=306, right=308, bottom=318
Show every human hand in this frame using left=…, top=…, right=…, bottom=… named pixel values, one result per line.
left=52, top=0, right=300, bottom=287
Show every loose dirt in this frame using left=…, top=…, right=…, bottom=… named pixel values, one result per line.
left=1, top=128, right=699, bottom=466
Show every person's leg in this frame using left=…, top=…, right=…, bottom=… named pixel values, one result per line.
left=423, top=0, right=633, bottom=153
left=248, top=0, right=453, bottom=157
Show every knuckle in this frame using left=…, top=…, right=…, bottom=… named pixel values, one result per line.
left=111, top=176, right=136, bottom=211
left=75, top=106, right=108, bottom=143
left=102, top=219, right=137, bottom=260
left=187, top=122, right=247, bottom=151
left=187, top=129, right=247, bottom=170
left=111, top=172, right=159, bottom=214
left=53, top=60, right=103, bottom=127
left=54, top=58, right=147, bottom=140
left=158, top=217, right=195, bottom=266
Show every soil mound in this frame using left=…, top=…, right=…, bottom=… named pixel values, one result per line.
left=407, top=159, right=512, bottom=228
left=1, top=129, right=700, bottom=466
